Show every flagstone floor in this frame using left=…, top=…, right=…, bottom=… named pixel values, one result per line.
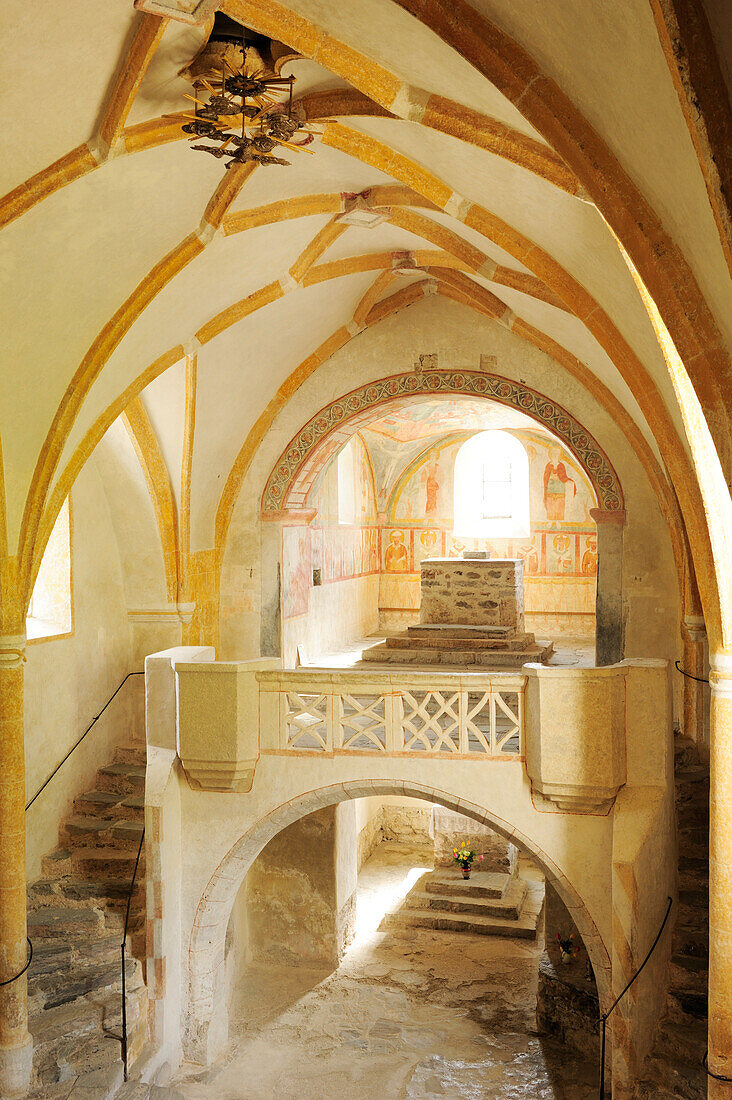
left=167, top=842, right=598, bottom=1099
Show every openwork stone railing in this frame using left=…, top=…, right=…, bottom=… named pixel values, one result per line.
left=166, top=652, right=669, bottom=813
left=257, top=671, right=526, bottom=758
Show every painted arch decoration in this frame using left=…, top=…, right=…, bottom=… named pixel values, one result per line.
left=262, top=370, right=625, bottom=514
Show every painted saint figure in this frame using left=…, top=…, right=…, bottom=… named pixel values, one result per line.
left=543, top=446, right=576, bottom=521
left=581, top=534, right=598, bottom=576
left=423, top=452, right=440, bottom=517
left=385, top=529, right=409, bottom=572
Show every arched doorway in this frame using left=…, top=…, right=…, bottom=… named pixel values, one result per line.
left=185, top=781, right=612, bottom=1067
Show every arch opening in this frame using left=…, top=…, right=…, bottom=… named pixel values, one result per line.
left=186, top=780, right=612, bottom=1069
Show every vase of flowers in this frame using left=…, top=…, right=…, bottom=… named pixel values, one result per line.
left=453, top=843, right=484, bottom=878
left=556, top=932, right=580, bottom=964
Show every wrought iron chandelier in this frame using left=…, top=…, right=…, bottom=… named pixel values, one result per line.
left=173, top=16, right=316, bottom=168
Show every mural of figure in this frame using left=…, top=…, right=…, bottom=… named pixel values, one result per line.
left=420, top=529, right=438, bottom=554
left=581, top=534, right=598, bottom=576
left=423, top=452, right=441, bottom=517
left=385, top=529, right=409, bottom=571
left=552, top=533, right=573, bottom=572
left=543, top=445, right=576, bottom=521
left=518, top=540, right=539, bottom=575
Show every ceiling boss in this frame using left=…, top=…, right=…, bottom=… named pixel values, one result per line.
left=169, top=13, right=317, bottom=167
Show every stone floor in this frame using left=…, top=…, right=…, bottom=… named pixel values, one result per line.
left=164, top=843, right=598, bottom=1099
left=307, top=634, right=595, bottom=670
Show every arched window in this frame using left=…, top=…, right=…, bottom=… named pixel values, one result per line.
left=26, top=498, right=72, bottom=640
left=453, top=431, right=530, bottom=538
left=337, top=439, right=356, bottom=525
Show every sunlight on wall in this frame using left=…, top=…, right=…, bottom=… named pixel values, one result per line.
left=453, top=431, right=530, bottom=539
left=337, top=439, right=357, bottom=525
left=27, top=497, right=72, bottom=640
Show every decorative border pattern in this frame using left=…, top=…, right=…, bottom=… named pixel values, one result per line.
left=262, top=370, right=624, bottom=512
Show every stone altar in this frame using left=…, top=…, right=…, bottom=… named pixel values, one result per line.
left=361, top=556, right=553, bottom=668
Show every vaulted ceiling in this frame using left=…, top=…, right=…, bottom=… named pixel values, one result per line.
left=2, top=0, right=731, bottom=644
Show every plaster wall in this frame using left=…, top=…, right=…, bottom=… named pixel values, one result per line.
left=24, top=459, right=137, bottom=879
left=246, top=805, right=347, bottom=966
left=282, top=573, right=380, bottom=667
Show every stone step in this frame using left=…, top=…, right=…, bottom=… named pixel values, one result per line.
left=674, top=738, right=701, bottom=769
left=422, top=870, right=508, bottom=899
left=676, top=765, right=710, bottom=786
left=60, top=814, right=112, bottom=848
left=670, top=954, right=708, bottom=996
left=639, top=1052, right=706, bottom=1100
left=655, top=1017, right=708, bottom=1069
left=360, top=642, right=551, bottom=669
left=667, top=987, right=708, bottom=1022
left=407, top=624, right=516, bottom=639
left=116, top=795, right=145, bottom=821
left=385, top=906, right=538, bottom=939
left=405, top=879, right=527, bottom=920
left=109, top=820, right=145, bottom=850
left=97, top=763, right=146, bottom=796
left=674, top=925, right=709, bottom=961
left=73, top=789, right=124, bottom=819
left=679, top=861, right=709, bottom=892
left=114, top=743, right=147, bottom=767
left=30, top=956, right=142, bottom=1012
left=41, top=848, right=73, bottom=878
left=27, top=906, right=106, bottom=939
left=60, top=877, right=144, bottom=911
left=391, top=631, right=534, bottom=651
left=71, top=847, right=145, bottom=881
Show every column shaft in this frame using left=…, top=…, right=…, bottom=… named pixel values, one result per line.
left=0, top=640, right=32, bottom=1097
left=590, top=509, right=625, bottom=667
left=708, top=657, right=732, bottom=1098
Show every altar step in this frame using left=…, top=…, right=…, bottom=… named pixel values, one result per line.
left=384, top=870, right=544, bottom=939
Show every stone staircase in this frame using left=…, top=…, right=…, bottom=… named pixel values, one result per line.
left=636, top=737, right=709, bottom=1099
left=385, top=868, right=544, bottom=938
left=26, top=742, right=148, bottom=1097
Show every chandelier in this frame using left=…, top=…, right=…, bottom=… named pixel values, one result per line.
left=173, top=16, right=316, bottom=168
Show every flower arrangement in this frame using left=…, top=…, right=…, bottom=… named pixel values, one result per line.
left=556, top=932, right=580, bottom=964
left=453, top=843, right=484, bottom=878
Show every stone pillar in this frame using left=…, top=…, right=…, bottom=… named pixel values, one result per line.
left=708, top=653, right=732, bottom=1098
left=681, top=615, right=708, bottom=751
left=590, top=509, right=626, bottom=667
left=0, top=634, right=32, bottom=1097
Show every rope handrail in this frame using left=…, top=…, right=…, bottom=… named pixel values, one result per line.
left=598, top=896, right=673, bottom=1098
left=0, top=939, right=32, bottom=987
left=674, top=660, right=709, bottom=685
left=107, top=827, right=146, bottom=1081
left=25, top=671, right=144, bottom=811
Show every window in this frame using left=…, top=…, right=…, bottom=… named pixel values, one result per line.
left=453, top=431, right=530, bottom=538
left=26, top=498, right=72, bottom=640
left=337, top=440, right=356, bottom=525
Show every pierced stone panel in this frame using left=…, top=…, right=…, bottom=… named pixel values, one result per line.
left=285, top=693, right=329, bottom=750
left=401, top=690, right=460, bottom=752
left=466, top=691, right=493, bottom=753
left=338, top=694, right=387, bottom=751
left=494, top=691, right=521, bottom=754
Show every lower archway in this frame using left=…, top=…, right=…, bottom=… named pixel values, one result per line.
left=185, top=780, right=612, bottom=1066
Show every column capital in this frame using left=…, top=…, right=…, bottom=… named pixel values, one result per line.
left=0, top=634, right=27, bottom=670
left=589, top=507, right=627, bottom=526
left=710, top=651, right=732, bottom=695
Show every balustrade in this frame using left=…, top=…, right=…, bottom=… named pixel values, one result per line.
left=257, top=671, right=525, bottom=758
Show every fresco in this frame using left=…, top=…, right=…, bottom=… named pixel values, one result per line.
left=391, top=430, right=596, bottom=537
left=282, top=404, right=599, bottom=633
left=282, top=526, right=311, bottom=619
